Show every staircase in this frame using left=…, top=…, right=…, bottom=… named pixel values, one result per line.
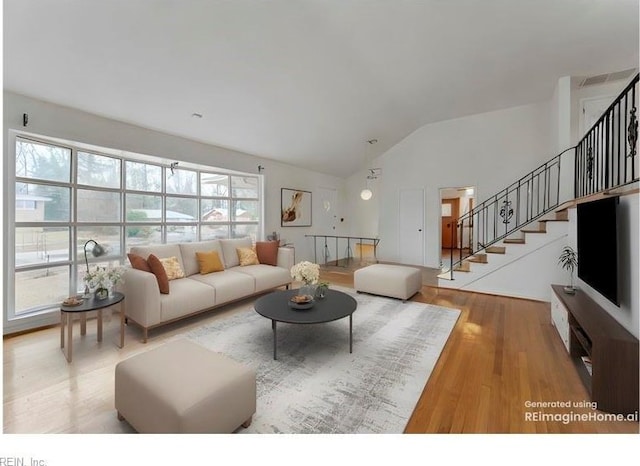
left=438, top=73, right=639, bottom=298
left=439, top=207, right=571, bottom=299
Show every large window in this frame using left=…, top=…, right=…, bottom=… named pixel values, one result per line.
left=10, top=136, right=262, bottom=318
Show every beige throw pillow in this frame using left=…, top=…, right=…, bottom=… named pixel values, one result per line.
left=237, top=247, right=259, bottom=266
left=159, top=256, right=186, bottom=280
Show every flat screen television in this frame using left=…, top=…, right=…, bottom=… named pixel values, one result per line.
left=576, top=196, right=619, bottom=306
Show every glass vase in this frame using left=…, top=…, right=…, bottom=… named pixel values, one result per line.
left=298, top=283, right=316, bottom=299
left=94, top=287, right=109, bottom=300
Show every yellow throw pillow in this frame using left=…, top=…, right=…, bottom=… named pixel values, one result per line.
left=196, top=250, right=225, bottom=274
left=237, top=247, right=259, bottom=266
left=159, top=256, right=186, bottom=280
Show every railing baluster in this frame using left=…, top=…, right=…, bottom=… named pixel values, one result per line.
left=624, top=92, right=628, bottom=184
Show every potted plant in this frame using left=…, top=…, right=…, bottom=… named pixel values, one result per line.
left=558, top=246, right=578, bottom=294
left=315, top=281, right=330, bottom=299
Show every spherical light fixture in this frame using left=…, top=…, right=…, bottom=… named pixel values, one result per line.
left=360, top=188, right=373, bottom=200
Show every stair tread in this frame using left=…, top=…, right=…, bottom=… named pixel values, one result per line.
left=539, top=218, right=569, bottom=222
left=504, top=238, right=525, bottom=244
left=467, top=255, right=488, bottom=263
left=486, top=246, right=506, bottom=254
left=454, top=262, right=471, bottom=272
left=521, top=229, right=546, bottom=233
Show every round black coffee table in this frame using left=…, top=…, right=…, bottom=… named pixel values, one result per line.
left=254, top=288, right=357, bottom=360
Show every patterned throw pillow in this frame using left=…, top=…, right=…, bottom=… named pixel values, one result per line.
left=237, top=247, right=259, bottom=266
left=159, top=256, right=186, bottom=280
left=196, top=250, right=225, bottom=274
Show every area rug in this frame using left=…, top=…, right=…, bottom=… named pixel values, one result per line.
left=183, top=287, right=461, bottom=434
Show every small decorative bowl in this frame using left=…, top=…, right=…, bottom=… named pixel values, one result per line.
left=288, top=295, right=314, bottom=310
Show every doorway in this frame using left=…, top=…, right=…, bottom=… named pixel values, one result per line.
left=439, top=187, right=475, bottom=267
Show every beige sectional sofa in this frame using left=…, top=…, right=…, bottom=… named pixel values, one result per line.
left=124, top=237, right=293, bottom=342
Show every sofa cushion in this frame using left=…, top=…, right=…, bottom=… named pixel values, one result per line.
left=219, top=237, right=252, bottom=269
left=127, top=253, right=151, bottom=273
left=232, top=264, right=291, bottom=293
left=159, top=278, right=216, bottom=322
left=159, top=256, right=186, bottom=280
left=255, top=241, right=279, bottom=266
left=180, top=240, right=224, bottom=276
left=190, top=270, right=255, bottom=305
left=196, top=250, right=225, bottom=274
left=130, top=244, right=185, bottom=272
left=237, top=247, right=259, bottom=266
left=148, top=254, right=170, bottom=294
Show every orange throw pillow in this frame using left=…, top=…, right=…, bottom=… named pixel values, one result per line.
left=196, top=250, right=225, bottom=274
left=255, top=241, right=279, bottom=266
left=147, top=254, right=170, bottom=294
left=127, top=253, right=151, bottom=273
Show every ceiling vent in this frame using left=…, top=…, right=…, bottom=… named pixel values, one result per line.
left=578, top=68, right=637, bottom=88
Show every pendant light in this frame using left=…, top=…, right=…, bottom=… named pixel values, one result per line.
left=360, top=139, right=378, bottom=201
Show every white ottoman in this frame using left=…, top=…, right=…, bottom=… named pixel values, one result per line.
left=354, top=264, right=422, bottom=301
left=115, top=339, right=256, bottom=433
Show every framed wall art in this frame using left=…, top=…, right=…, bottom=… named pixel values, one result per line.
left=281, top=188, right=312, bottom=227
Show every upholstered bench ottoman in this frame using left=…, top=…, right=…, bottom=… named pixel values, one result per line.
left=354, top=264, right=422, bottom=301
left=115, top=339, right=256, bottom=433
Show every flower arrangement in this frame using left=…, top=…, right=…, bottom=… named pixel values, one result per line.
left=84, top=266, right=125, bottom=291
left=290, top=261, right=320, bottom=285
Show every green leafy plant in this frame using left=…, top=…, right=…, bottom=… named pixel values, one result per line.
left=558, top=246, right=578, bottom=292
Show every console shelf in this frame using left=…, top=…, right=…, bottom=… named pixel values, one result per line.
left=551, top=285, right=639, bottom=415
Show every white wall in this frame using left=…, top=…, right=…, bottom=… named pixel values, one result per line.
left=3, top=91, right=345, bottom=333
left=370, top=101, right=552, bottom=268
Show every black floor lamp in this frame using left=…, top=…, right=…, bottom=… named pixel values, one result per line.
left=83, top=239, right=106, bottom=294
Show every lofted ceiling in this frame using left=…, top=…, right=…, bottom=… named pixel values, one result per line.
left=3, top=0, right=639, bottom=177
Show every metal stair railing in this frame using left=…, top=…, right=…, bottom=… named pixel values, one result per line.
left=444, top=73, right=639, bottom=280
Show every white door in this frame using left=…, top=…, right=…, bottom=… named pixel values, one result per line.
left=399, top=188, right=424, bottom=266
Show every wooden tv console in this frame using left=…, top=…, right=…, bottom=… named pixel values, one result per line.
left=551, top=285, right=639, bottom=415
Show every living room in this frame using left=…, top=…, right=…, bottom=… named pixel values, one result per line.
left=2, top=0, right=639, bottom=463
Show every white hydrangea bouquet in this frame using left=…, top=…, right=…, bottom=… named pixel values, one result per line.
left=290, top=261, right=320, bottom=285
left=84, top=265, right=125, bottom=291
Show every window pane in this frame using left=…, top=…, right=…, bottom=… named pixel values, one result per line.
left=15, top=227, right=69, bottom=267
left=77, top=152, right=121, bottom=188
left=201, top=173, right=229, bottom=197
left=77, top=189, right=121, bottom=222
left=201, top=199, right=229, bottom=221
left=15, top=266, right=70, bottom=315
left=77, top=226, right=122, bottom=264
left=232, top=224, right=257, bottom=241
left=233, top=200, right=259, bottom=221
left=166, top=225, right=196, bottom=243
left=201, top=224, right=229, bottom=240
left=166, top=169, right=197, bottom=195
left=15, top=183, right=70, bottom=222
left=231, top=176, right=258, bottom=198
left=15, top=139, right=70, bottom=183
left=126, top=161, right=162, bottom=192
left=166, top=197, right=197, bottom=222
left=126, top=194, right=162, bottom=222
left=126, top=225, right=162, bottom=249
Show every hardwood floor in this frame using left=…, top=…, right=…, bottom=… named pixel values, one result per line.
left=3, top=270, right=638, bottom=434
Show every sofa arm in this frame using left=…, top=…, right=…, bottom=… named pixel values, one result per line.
left=277, top=247, right=294, bottom=271
left=123, top=268, right=162, bottom=328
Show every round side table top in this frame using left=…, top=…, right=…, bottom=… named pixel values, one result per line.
left=60, top=291, right=125, bottom=313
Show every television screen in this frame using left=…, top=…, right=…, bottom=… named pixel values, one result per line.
left=577, top=196, right=619, bottom=306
